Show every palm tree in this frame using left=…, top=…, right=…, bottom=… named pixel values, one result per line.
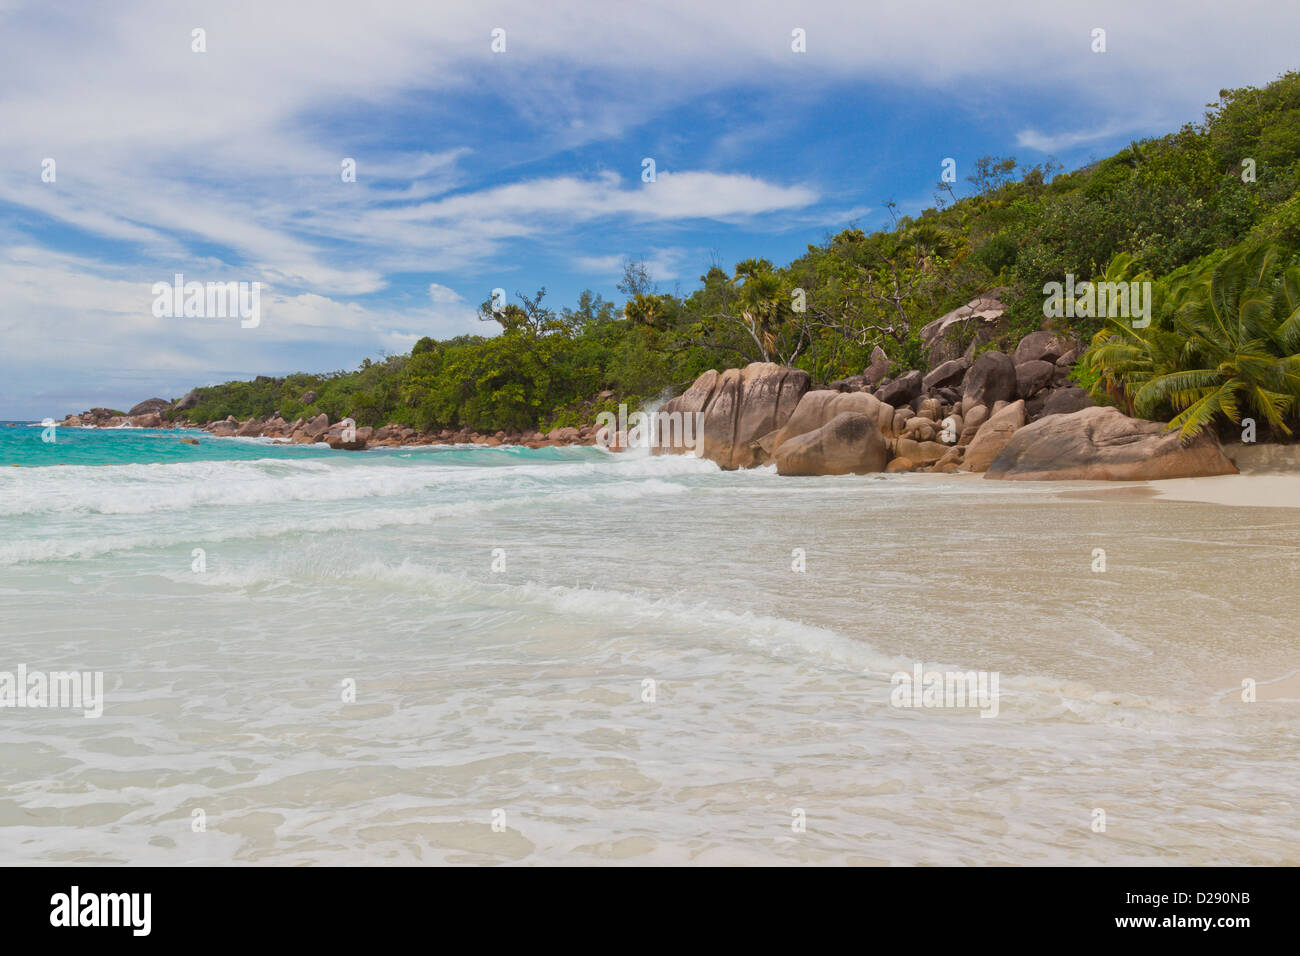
left=732, top=258, right=806, bottom=364
left=1082, top=253, right=1161, bottom=414
left=1135, top=247, right=1300, bottom=440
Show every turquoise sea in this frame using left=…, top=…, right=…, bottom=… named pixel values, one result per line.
left=2, top=422, right=1299, bottom=864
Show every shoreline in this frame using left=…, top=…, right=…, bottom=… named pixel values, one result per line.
left=25, top=420, right=1300, bottom=510
left=41, top=416, right=605, bottom=451
left=50, top=313, right=1300, bottom=479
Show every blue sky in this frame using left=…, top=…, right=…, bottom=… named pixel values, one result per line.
left=2, top=0, right=1299, bottom=419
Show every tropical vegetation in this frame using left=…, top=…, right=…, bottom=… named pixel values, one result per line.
left=177, top=71, right=1300, bottom=441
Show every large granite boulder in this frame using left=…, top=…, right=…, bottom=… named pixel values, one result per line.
left=828, top=375, right=867, bottom=392
left=663, top=364, right=810, bottom=468
left=1056, top=347, right=1084, bottom=368
left=918, top=397, right=943, bottom=421
left=1039, top=386, right=1094, bottom=418
left=128, top=397, right=170, bottom=417
left=1015, top=360, right=1057, bottom=399
left=704, top=363, right=811, bottom=468
left=260, top=416, right=292, bottom=438
left=962, top=351, right=1018, bottom=414
left=546, top=426, right=581, bottom=443
left=1013, top=331, right=1075, bottom=366
left=864, top=346, right=891, bottom=386
left=956, top=404, right=989, bottom=446
left=654, top=369, right=720, bottom=455
left=922, top=358, right=969, bottom=391
left=875, top=369, right=923, bottom=407
left=902, top=416, right=938, bottom=442
left=895, top=437, right=947, bottom=464
left=299, top=413, right=330, bottom=440
left=985, top=407, right=1239, bottom=481
left=774, top=412, right=887, bottom=476
left=963, top=400, right=1026, bottom=472
left=172, top=390, right=201, bottom=412
left=919, top=289, right=1008, bottom=367
left=763, top=389, right=897, bottom=457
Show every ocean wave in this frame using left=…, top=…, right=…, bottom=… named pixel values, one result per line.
left=0, top=449, right=720, bottom=517
left=0, top=478, right=693, bottom=566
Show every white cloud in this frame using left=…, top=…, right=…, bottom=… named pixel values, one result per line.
left=0, top=247, right=482, bottom=418
left=6, top=0, right=1293, bottom=298
left=3, top=0, right=1300, bottom=415
left=573, top=248, right=690, bottom=283
left=1016, top=121, right=1145, bottom=153
left=573, top=255, right=626, bottom=274
left=399, top=171, right=816, bottom=225
left=428, top=283, right=464, bottom=304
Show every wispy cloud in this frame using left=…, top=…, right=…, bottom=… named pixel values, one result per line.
left=573, top=248, right=691, bottom=282
left=3, top=0, right=1300, bottom=416
left=1016, top=121, right=1147, bottom=153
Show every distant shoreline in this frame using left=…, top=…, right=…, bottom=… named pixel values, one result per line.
left=16, top=417, right=1300, bottom=512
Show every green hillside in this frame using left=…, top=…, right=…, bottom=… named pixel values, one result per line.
left=176, top=70, right=1300, bottom=439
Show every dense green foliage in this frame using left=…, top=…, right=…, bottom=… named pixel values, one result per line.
left=1082, top=245, right=1300, bottom=440
left=179, top=72, right=1300, bottom=435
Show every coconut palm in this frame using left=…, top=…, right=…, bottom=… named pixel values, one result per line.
left=1135, top=247, right=1300, bottom=440
left=1081, top=253, right=1166, bottom=414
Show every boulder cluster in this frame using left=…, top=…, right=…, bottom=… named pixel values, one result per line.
left=193, top=414, right=606, bottom=450
left=61, top=398, right=172, bottom=430
left=62, top=290, right=1240, bottom=479
left=62, top=378, right=632, bottom=449
left=62, top=397, right=609, bottom=450
left=656, top=290, right=1238, bottom=481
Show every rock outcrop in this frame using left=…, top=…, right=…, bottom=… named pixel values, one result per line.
left=98, top=296, right=1258, bottom=483
left=654, top=369, right=720, bottom=455
left=985, top=407, right=1239, bottom=481
left=962, top=351, right=1018, bottom=414
left=922, top=358, right=969, bottom=391
left=864, top=346, right=891, bottom=386
left=128, top=398, right=170, bottom=417
left=963, top=400, right=1026, bottom=472
left=1015, top=360, right=1056, bottom=399
left=919, top=289, right=1008, bottom=367
left=656, top=364, right=810, bottom=466
left=1013, top=331, right=1076, bottom=366
left=302, top=413, right=330, bottom=438
left=695, top=364, right=811, bottom=468
left=546, top=426, right=581, bottom=443
left=895, top=437, right=947, bottom=465
left=763, top=389, right=896, bottom=456
left=876, top=370, right=924, bottom=407
left=774, top=412, right=888, bottom=476
left=1038, top=386, right=1094, bottom=418
left=172, top=390, right=201, bottom=412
